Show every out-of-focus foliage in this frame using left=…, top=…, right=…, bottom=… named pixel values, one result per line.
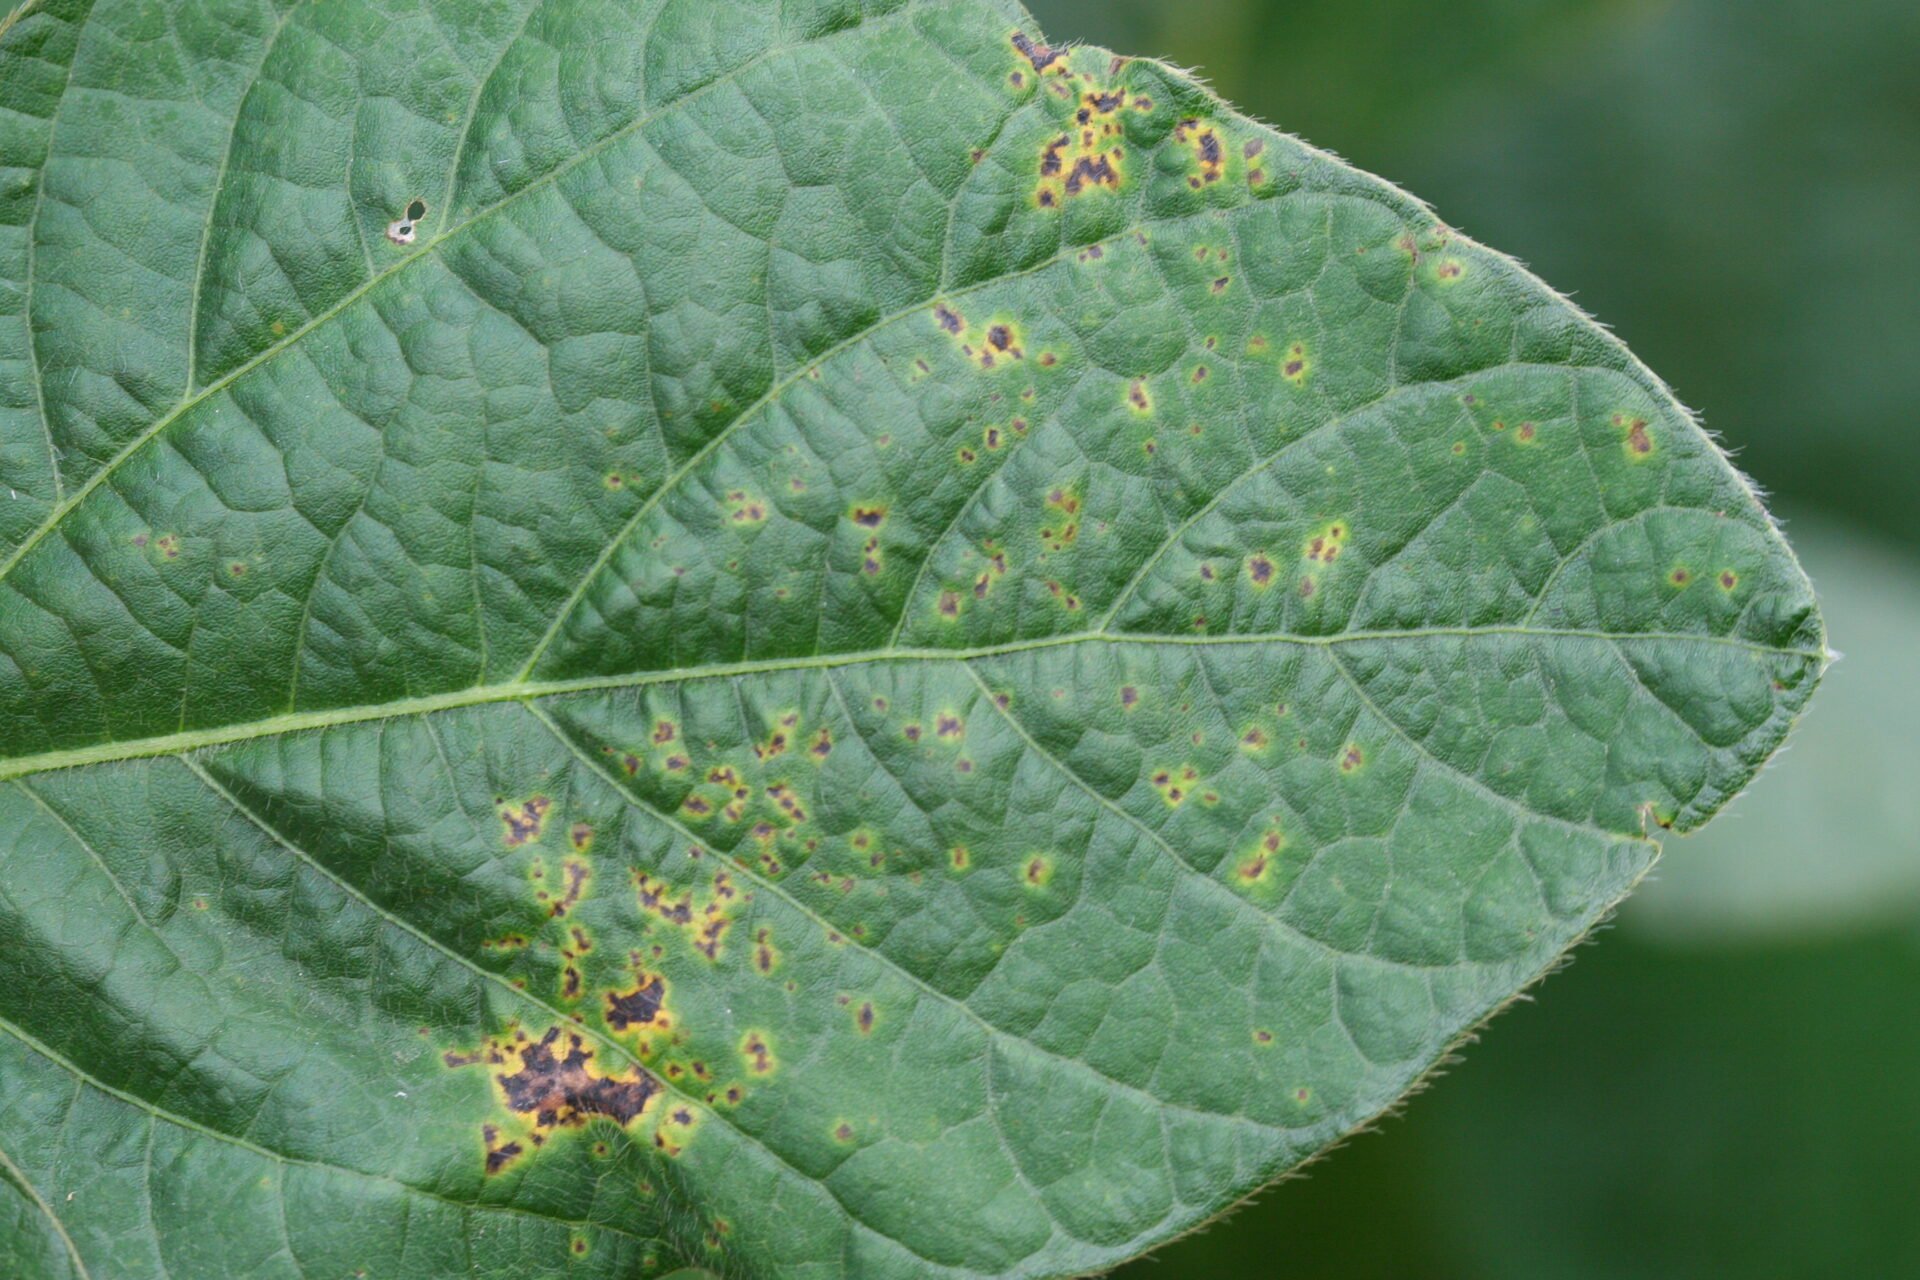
left=1025, top=0, right=1920, bottom=1275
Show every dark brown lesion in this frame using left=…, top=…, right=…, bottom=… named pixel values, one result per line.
left=483, top=1123, right=522, bottom=1173
left=500, top=796, right=551, bottom=847
left=1011, top=32, right=1066, bottom=73
left=606, top=972, right=670, bottom=1034
left=553, top=859, right=591, bottom=917
left=1175, top=118, right=1227, bottom=188
left=496, top=1027, right=661, bottom=1129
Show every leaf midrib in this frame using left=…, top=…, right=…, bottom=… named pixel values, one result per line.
left=0, top=625, right=1819, bottom=785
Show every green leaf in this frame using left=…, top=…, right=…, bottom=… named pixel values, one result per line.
left=0, top=1, right=1823, bottom=1277
left=1629, top=518, right=1920, bottom=942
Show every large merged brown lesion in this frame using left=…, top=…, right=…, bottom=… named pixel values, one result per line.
left=446, top=1026, right=663, bottom=1176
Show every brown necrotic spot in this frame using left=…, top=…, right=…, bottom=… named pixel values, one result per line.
left=501, top=796, right=551, bottom=847
left=1247, top=554, right=1275, bottom=587
left=1011, top=31, right=1065, bottom=73
left=482, top=1124, right=522, bottom=1174
left=545, top=859, right=589, bottom=918
left=1282, top=342, right=1311, bottom=384
left=606, top=973, right=669, bottom=1034
left=741, top=1032, right=776, bottom=1076
left=855, top=1001, right=876, bottom=1035
left=494, top=1028, right=661, bottom=1131
left=1614, top=413, right=1656, bottom=458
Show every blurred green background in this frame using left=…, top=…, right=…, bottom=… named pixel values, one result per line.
left=1023, top=1, right=1920, bottom=1275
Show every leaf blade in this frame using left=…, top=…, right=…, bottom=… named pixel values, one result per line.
left=0, top=3, right=1823, bottom=1278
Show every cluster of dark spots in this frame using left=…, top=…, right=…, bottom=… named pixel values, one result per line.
left=1339, top=744, right=1366, bottom=774
left=1244, top=138, right=1269, bottom=185
left=1435, top=258, right=1466, bottom=283
left=1236, top=826, right=1287, bottom=885
left=1011, top=31, right=1066, bottom=73
left=535, top=858, right=590, bottom=919
left=1041, top=486, right=1082, bottom=550
left=935, top=304, right=965, bottom=335
left=1175, top=118, right=1226, bottom=188
left=741, top=1032, right=776, bottom=1076
left=1281, top=342, right=1311, bottom=384
left=480, top=934, right=529, bottom=952
left=754, top=711, right=800, bottom=762
left=753, top=928, right=780, bottom=975
left=501, top=796, right=552, bottom=848
left=1078, top=243, right=1105, bottom=264
left=491, top=1027, right=661, bottom=1134
left=1304, top=523, right=1348, bottom=565
left=1128, top=380, right=1153, bottom=414
left=1247, top=554, right=1276, bottom=587
left=1045, top=580, right=1083, bottom=611
left=935, top=714, right=965, bottom=740
left=1152, top=764, right=1201, bottom=807
left=726, top=490, right=768, bottom=525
